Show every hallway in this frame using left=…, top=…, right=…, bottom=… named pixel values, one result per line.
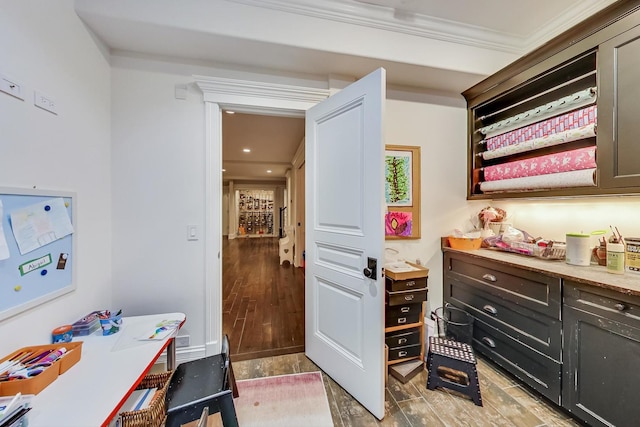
left=222, top=236, right=305, bottom=361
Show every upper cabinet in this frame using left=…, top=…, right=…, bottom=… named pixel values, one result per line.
left=462, top=1, right=640, bottom=199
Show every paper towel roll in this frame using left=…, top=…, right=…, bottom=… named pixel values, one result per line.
left=479, top=168, right=596, bottom=192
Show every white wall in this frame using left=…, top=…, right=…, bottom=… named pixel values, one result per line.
left=0, top=1, right=112, bottom=352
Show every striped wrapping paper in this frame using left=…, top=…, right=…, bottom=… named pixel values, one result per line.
left=482, top=123, right=596, bottom=160
left=484, top=105, right=597, bottom=151
left=480, top=168, right=597, bottom=193
left=483, top=146, right=596, bottom=181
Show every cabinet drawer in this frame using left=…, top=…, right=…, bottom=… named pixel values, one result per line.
left=386, top=288, right=427, bottom=306
left=445, top=253, right=561, bottom=318
left=386, top=277, right=427, bottom=292
left=473, top=319, right=561, bottom=404
left=385, top=327, right=421, bottom=348
left=385, top=303, right=422, bottom=328
left=446, top=280, right=561, bottom=359
left=564, top=280, right=640, bottom=328
left=387, top=343, right=421, bottom=361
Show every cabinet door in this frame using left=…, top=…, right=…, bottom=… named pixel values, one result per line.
left=599, top=23, right=640, bottom=188
left=563, top=305, right=640, bottom=427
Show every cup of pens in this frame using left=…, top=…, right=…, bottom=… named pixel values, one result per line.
left=99, top=309, right=122, bottom=336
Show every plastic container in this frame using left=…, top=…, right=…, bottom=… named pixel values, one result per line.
left=625, top=238, right=640, bottom=273
left=607, top=242, right=625, bottom=274
left=566, top=233, right=592, bottom=266
left=432, top=304, right=474, bottom=345
left=51, top=325, right=73, bottom=343
left=99, top=312, right=123, bottom=335
left=72, top=311, right=101, bottom=337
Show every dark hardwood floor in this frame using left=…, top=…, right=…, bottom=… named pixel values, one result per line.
left=222, top=236, right=305, bottom=361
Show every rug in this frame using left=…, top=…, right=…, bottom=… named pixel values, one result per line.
left=234, top=371, right=333, bottom=427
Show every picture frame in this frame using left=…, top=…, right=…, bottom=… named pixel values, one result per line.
left=385, top=145, right=420, bottom=239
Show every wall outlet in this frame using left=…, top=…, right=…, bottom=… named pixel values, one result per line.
left=175, top=335, right=190, bottom=348
left=34, top=90, right=57, bottom=114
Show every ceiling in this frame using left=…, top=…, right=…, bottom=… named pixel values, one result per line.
left=74, top=0, right=617, bottom=183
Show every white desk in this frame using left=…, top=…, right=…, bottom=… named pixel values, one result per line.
left=27, top=312, right=186, bottom=427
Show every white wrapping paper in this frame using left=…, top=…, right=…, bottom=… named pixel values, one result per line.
left=479, top=168, right=596, bottom=193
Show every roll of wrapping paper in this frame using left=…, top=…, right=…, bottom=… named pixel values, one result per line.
left=483, top=146, right=596, bottom=181
left=484, top=105, right=597, bottom=151
left=479, top=168, right=596, bottom=192
left=478, top=87, right=597, bottom=138
left=482, top=123, right=596, bottom=160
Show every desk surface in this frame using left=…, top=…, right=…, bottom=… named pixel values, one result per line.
left=28, top=312, right=186, bottom=427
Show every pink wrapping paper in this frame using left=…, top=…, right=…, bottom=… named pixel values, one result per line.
left=484, top=106, right=597, bottom=151
left=483, top=146, right=596, bottom=181
left=482, top=123, right=596, bottom=160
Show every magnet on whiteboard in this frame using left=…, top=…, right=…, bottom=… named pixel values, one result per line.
left=14, top=285, right=22, bottom=292
left=64, top=201, right=69, bottom=207
left=41, top=269, right=47, bottom=275
left=44, top=205, right=51, bottom=211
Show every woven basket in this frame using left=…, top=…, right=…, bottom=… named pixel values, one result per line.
left=119, top=371, right=173, bottom=427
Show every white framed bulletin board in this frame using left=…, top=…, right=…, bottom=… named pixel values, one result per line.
left=0, top=187, right=76, bottom=321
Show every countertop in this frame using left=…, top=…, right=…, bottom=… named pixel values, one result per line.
left=443, top=247, right=640, bottom=297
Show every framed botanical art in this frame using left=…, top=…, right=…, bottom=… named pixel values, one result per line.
left=384, top=145, right=420, bottom=239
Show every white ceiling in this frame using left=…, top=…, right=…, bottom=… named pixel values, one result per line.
left=74, top=0, right=617, bottom=183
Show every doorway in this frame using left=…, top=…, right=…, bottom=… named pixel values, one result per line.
left=221, top=111, right=306, bottom=361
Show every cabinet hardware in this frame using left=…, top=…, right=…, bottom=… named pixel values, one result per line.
left=404, top=295, right=414, bottom=301
left=400, top=307, right=410, bottom=313
left=398, top=317, right=407, bottom=324
left=483, top=305, right=498, bottom=315
left=399, top=351, right=407, bottom=357
left=406, top=281, right=415, bottom=287
left=398, top=338, right=407, bottom=344
left=482, top=337, right=496, bottom=348
left=614, top=303, right=627, bottom=311
left=482, top=274, right=497, bottom=282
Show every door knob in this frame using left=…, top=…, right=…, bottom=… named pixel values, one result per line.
left=363, top=268, right=373, bottom=277
left=363, top=257, right=377, bottom=280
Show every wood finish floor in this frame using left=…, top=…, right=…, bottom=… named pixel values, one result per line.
left=233, top=352, right=581, bottom=427
left=222, top=236, right=305, bottom=361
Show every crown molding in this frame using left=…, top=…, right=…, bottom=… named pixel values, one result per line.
left=227, top=0, right=614, bottom=55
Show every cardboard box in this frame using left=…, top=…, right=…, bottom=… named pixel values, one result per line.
left=385, top=262, right=429, bottom=281
left=0, top=341, right=82, bottom=396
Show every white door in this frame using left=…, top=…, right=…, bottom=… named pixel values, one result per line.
left=305, top=68, right=386, bottom=419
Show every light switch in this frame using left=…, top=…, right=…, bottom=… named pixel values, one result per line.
left=187, top=225, right=198, bottom=241
left=0, top=73, right=24, bottom=100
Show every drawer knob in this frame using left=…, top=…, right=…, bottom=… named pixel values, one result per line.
left=614, top=303, right=627, bottom=312
left=482, top=274, right=497, bottom=282
left=404, top=295, right=414, bottom=301
left=482, top=337, right=496, bottom=348
left=483, top=305, right=498, bottom=315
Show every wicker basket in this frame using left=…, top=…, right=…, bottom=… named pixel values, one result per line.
left=119, top=371, right=173, bottom=427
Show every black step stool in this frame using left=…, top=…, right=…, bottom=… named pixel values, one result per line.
left=426, top=336, right=482, bottom=406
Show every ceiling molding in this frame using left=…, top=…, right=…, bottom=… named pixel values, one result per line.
left=227, top=0, right=615, bottom=55
left=227, top=0, right=526, bottom=54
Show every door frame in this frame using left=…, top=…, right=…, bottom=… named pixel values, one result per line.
left=194, top=75, right=329, bottom=355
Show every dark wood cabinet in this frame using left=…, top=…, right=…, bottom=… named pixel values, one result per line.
left=598, top=23, right=640, bottom=189
left=462, top=1, right=640, bottom=199
left=443, top=251, right=562, bottom=403
left=562, top=281, right=640, bottom=427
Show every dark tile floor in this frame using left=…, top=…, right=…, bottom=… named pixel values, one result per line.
left=232, top=352, right=581, bottom=427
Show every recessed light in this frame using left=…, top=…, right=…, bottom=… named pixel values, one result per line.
left=266, top=170, right=272, bottom=173
left=243, top=148, right=251, bottom=153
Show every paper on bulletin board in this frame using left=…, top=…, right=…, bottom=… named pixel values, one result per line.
left=10, top=198, right=74, bottom=255
left=0, top=201, right=9, bottom=260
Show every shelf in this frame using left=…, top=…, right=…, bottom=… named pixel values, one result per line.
left=384, top=322, right=423, bottom=334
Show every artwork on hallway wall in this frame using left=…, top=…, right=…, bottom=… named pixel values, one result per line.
left=385, top=145, right=420, bottom=239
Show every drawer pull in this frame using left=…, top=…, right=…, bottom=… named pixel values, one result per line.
left=398, top=338, right=407, bottom=344
left=398, top=351, right=407, bottom=357
left=482, top=274, right=497, bottom=282
left=614, top=303, right=627, bottom=311
left=483, top=305, right=498, bottom=315
left=401, top=307, right=410, bottom=313
left=406, top=280, right=416, bottom=287
left=398, top=317, right=407, bottom=324
left=482, top=337, right=496, bottom=348
left=404, top=295, right=415, bottom=301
